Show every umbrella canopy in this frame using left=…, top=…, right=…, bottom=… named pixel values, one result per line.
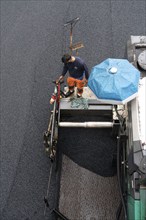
left=88, top=58, right=140, bottom=104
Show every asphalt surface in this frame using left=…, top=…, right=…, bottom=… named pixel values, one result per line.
left=59, top=155, right=120, bottom=220
left=1, top=1, right=146, bottom=220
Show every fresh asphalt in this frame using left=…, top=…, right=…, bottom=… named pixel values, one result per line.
left=1, top=1, right=146, bottom=220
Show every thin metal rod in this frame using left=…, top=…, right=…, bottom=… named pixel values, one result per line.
left=53, top=209, right=70, bottom=220
left=135, top=43, right=146, bottom=48
left=64, top=17, right=79, bottom=27
left=59, top=122, right=113, bottom=128
left=70, top=24, right=73, bottom=54
left=50, top=100, right=57, bottom=147
left=44, top=163, right=53, bottom=216
left=47, top=114, right=53, bottom=132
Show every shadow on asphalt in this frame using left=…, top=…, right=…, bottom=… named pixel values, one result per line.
left=58, top=127, right=117, bottom=177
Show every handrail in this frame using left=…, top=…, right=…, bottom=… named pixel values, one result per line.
left=59, top=121, right=113, bottom=128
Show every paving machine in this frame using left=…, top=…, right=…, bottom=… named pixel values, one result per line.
left=117, top=36, right=146, bottom=220
left=43, top=28, right=146, bottom=219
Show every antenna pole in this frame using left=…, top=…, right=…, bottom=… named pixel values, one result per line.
left=64, top=17, right=84, bottom=55
left=70, top=23, right=73, bottom=54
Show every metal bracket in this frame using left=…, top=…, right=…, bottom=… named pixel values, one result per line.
left=119, top=134, right=128, bottom=142
left=44, top=198, right=69, bottom=220
left=69, top=42, right=84, bottom=51
left=53, top=209, right=70, bottom=220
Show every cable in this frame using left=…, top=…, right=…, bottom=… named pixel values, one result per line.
left=116, top=135, right=128, bottom=220
left=44, top=162, right=53, bottom=216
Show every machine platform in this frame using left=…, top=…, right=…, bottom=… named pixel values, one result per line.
left=59, top=87, right=115, bottom=127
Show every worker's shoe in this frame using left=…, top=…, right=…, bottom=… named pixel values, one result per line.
left=65, top=90, right=74, bottom=97
left=77, top=94, right=82, bottom=98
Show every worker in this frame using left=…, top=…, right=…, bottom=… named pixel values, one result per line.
left=57, top=54, right=89, bottom=98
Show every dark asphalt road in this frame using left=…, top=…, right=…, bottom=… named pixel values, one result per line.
left=1, top=1, right=146, bottom=220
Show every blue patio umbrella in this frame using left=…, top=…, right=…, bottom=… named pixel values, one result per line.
left=88, top=58, right=140, bottom=104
